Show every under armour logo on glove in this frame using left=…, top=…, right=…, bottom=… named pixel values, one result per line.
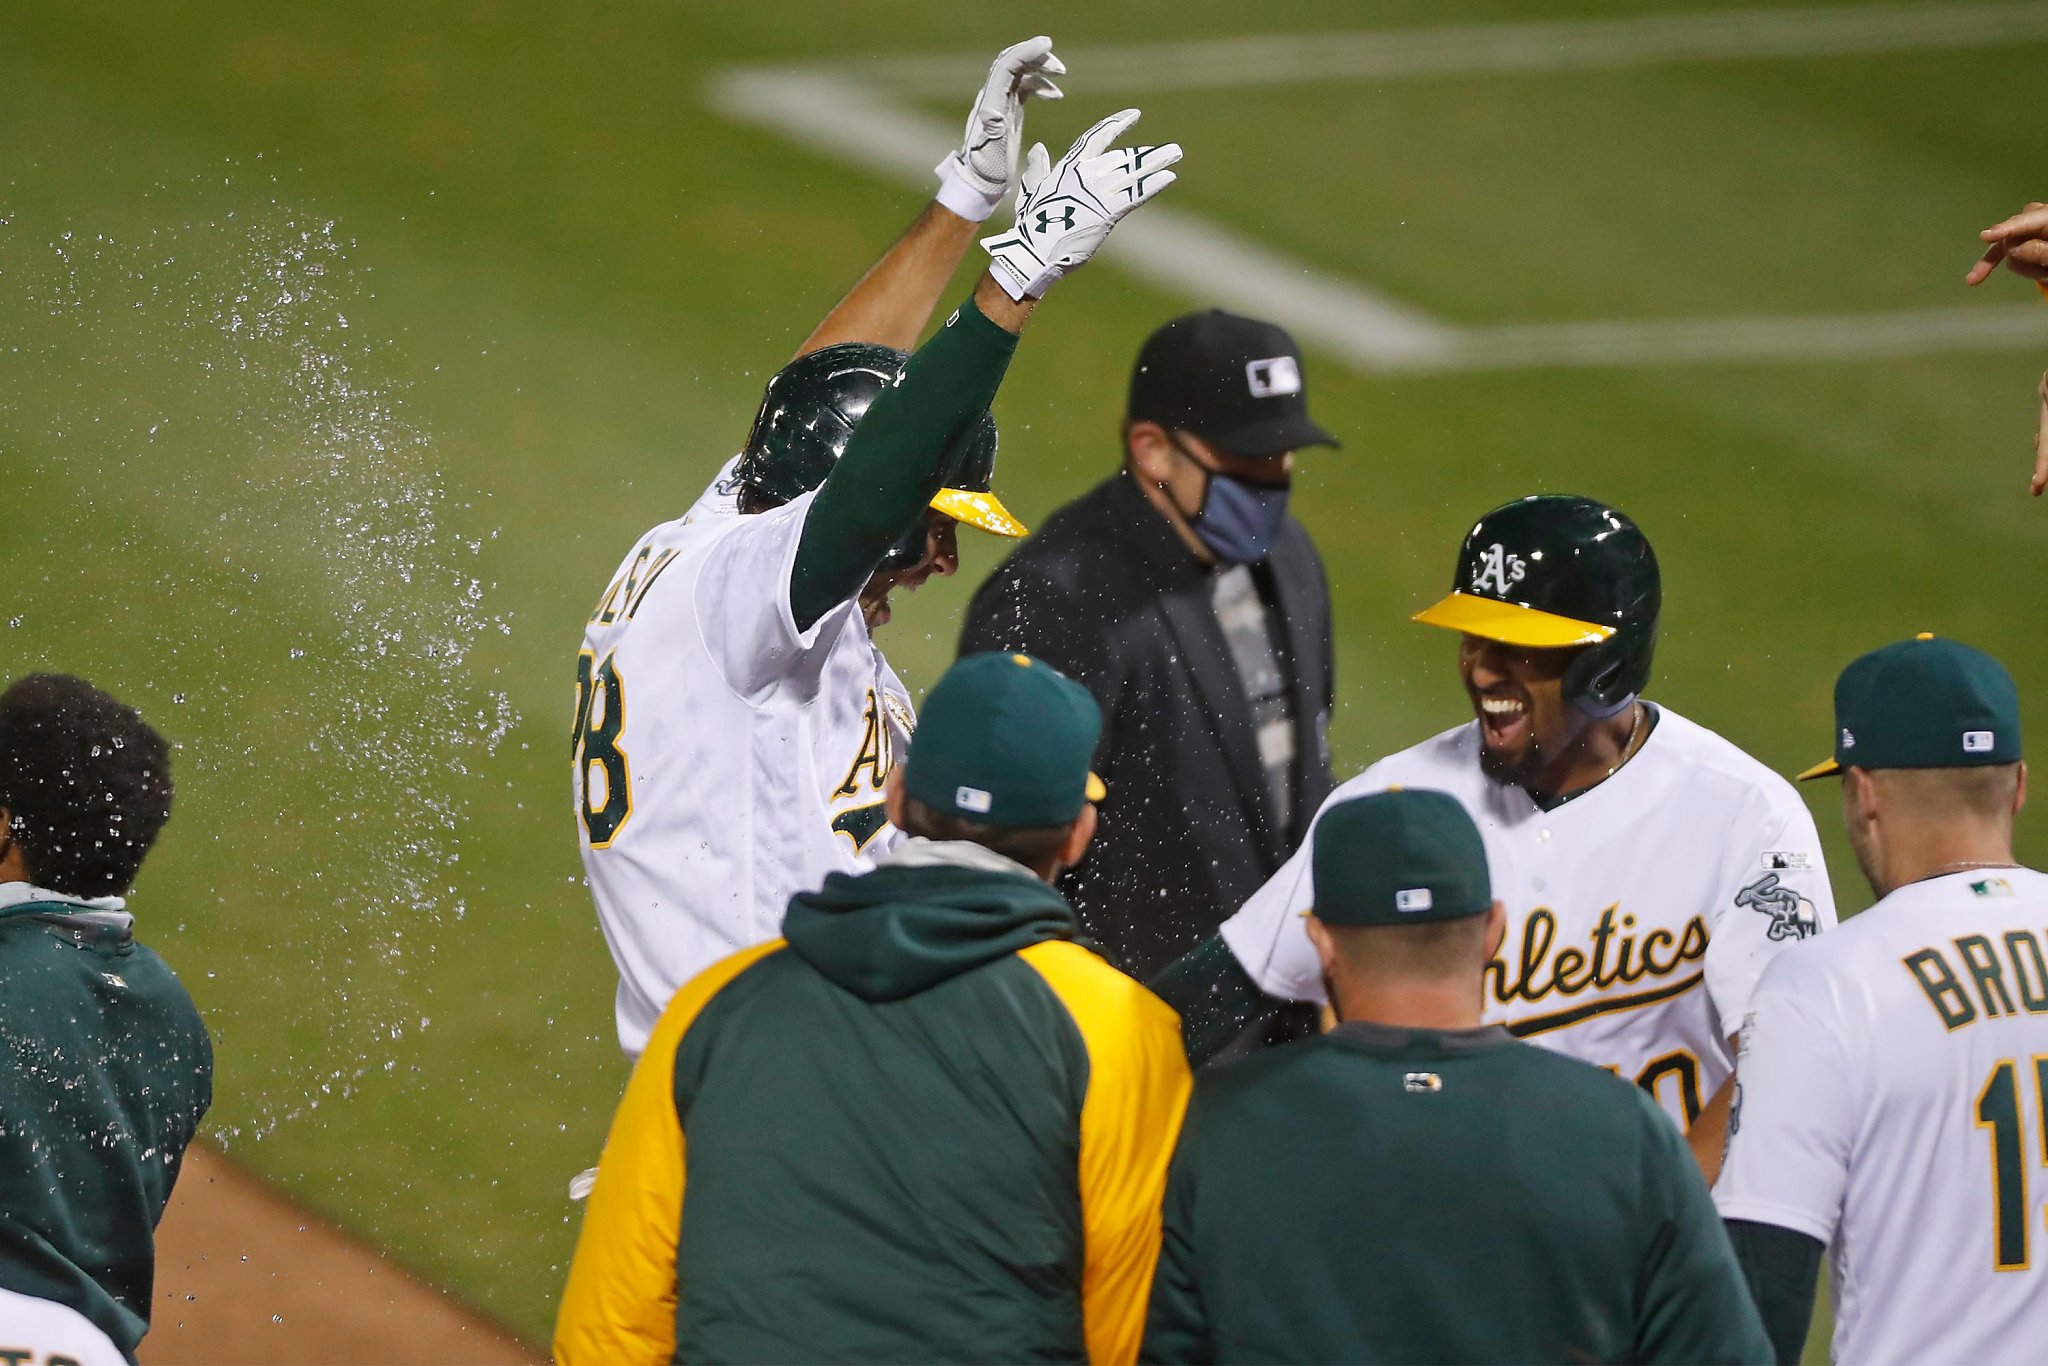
left=981, top=108, right=1182, bottom=300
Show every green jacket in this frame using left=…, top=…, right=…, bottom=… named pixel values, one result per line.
left=1142, top=1021, right=1771, bottom=1365
left=556, top=845, right=1190, bottom=1366
left=0, top=896, right=212, bottom=1360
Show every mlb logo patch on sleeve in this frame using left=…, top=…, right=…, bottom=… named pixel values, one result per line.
left=1245, top=356, right=1302, bottom=398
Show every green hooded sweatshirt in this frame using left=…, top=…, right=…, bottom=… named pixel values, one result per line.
left=554, top=848, right=1191, bottom=1366
left=0, top=896, right=212, bottom=1362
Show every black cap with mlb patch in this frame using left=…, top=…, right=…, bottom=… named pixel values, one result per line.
left=1126, top=310, right=1340, bottom=459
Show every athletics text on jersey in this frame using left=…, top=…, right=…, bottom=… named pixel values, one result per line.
left=575, top=466, right=912, bottom=1056
left=1217, top=708, right=1836, bottom=1128
left=1715, top=867, right=2048, bottom=1365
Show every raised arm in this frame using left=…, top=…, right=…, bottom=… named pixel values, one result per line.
left=789, top=110, right=1182, bottom=628
left=1965, top=200, right=2048, bottom=496
left=794, top=37, right=1065, bottom=358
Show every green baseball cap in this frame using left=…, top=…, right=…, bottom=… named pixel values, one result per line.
left=902, top=652, right=1107, bottom=828
left=1798, top=634, right=2022, bottom=781
left=1311, top=788, right=1492, bottom=926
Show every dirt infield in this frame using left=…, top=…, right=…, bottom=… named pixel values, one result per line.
left=139, top=1145, right=541, bottom=1365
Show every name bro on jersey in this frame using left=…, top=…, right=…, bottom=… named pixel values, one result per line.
left=1904, top=879, right=2048, bottom=1030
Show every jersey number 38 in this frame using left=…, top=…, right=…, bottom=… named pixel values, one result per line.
left=573, top=650, right=631, bottom=847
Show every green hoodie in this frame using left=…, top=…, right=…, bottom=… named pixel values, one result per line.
left=0, top=897, right=212, bottom=1362
left=556, top=849, right=1192, bottom=1366
left=781, top=860, right=1079, bottom=999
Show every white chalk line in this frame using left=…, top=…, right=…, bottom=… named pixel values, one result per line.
left=708, top=3, right=2048, bottom=374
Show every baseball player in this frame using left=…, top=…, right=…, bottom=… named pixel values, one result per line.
left=1143, top=789, right=1769, bottom=1364
left=1157, top=494, right=1836, bottom=1170
left=575, top=39, right=1183, bottom=1056
left=1717, top=635, right=2046, bottom=1365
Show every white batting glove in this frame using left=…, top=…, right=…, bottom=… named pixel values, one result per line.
left=980, top=109, right=1181, bottom=301
left=934, top=36, right=1066, bottom=223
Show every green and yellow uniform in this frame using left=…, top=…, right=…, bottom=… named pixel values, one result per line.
left=556, top=850, right=1190, bottom=1365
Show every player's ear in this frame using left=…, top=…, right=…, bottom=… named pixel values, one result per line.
left=1484, top=900, right=1508, bottom=959
left=1125, top=421, right=1173, bottom=484
left=1303, top=913, right=1337, bottom=977
left=2013, top=760, right=2028, bottom=818
left=884, top=767, right=907, bottom=829
left=1058, top=803, right=1097, bottom=873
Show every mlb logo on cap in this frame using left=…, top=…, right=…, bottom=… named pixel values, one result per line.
left=954, top=785, right=993, bottom=814
left=1246, top=356, right=1302, bottom=398
left=1394, top=888, right=1434, bottom=913
left=1963, top=730, right=1995, bottom=753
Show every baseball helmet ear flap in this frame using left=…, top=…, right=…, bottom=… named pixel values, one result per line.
left=736, top=342, right=908, bottom=507
left=1562, top=618, right=1658, bottom=718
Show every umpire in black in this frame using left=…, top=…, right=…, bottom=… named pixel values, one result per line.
left=958, top=310, right=1338, bottom=986
left=1141, top=789, right=1771, bottom=1364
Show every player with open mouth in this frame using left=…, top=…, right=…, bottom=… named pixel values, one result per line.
left=1154, top=493, right=1837, bottom=1180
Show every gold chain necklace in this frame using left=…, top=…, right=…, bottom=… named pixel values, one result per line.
left=1601, top=702, right=1645, bottom=783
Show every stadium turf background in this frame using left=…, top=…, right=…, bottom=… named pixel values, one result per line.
left=3, top=0, right=2042, bottom=1352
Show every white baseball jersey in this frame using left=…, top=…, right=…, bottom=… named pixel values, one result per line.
left=1219, top=706, right=1837, bottom=1128
left=1716, top=866, right=2048, bottom=1365
left=0, top=1287, right=125, bottom=1366
left=576, top=459, right=910, bottom=1055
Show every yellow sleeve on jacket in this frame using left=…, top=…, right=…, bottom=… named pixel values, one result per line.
left=554, top=939, right=786, bottom=1366
left=1021, top=941, right=1193, bottom=1366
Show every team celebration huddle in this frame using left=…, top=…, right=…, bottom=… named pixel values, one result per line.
left=8, top=24, right=2048, bottom=1366
left=541, top=35, right=2048, bottom=1366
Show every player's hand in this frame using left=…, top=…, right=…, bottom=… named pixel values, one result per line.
left=980, top=109, right=1181, bottom=301
left=934, top=36, right=1066, bottom=224
left=1967, top=201, right=2048, bottom=285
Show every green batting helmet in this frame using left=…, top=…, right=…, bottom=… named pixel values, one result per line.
left=1411, top=494, right=1660, bottom=718
left=735, top=342, right=1025, bottom=570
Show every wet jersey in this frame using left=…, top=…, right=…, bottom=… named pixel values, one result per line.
left=1218, top=707, right=1836, bottom=1129
left=575, top=462, right=911, bottom=1056
left=1716, top=867, right=2048, bottom=1365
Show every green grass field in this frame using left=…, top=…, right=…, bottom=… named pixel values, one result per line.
left=4, top=0, right=2043, bottom=1351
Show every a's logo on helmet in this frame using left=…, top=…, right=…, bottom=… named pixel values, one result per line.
left=1470, top=543, right=1528, bottom=598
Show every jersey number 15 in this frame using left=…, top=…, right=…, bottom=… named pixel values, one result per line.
left=573, top=650, right=631, bottom=847
left=1976, top=1057, right=2048, bottom=1273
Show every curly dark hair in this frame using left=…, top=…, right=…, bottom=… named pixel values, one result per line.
left=0, top=674, right=173, bottom=898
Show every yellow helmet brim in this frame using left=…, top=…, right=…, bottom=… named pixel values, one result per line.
left=930, top=487, right=1028, bottom=540
left=1411, top=591, right=1615, bottom=648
